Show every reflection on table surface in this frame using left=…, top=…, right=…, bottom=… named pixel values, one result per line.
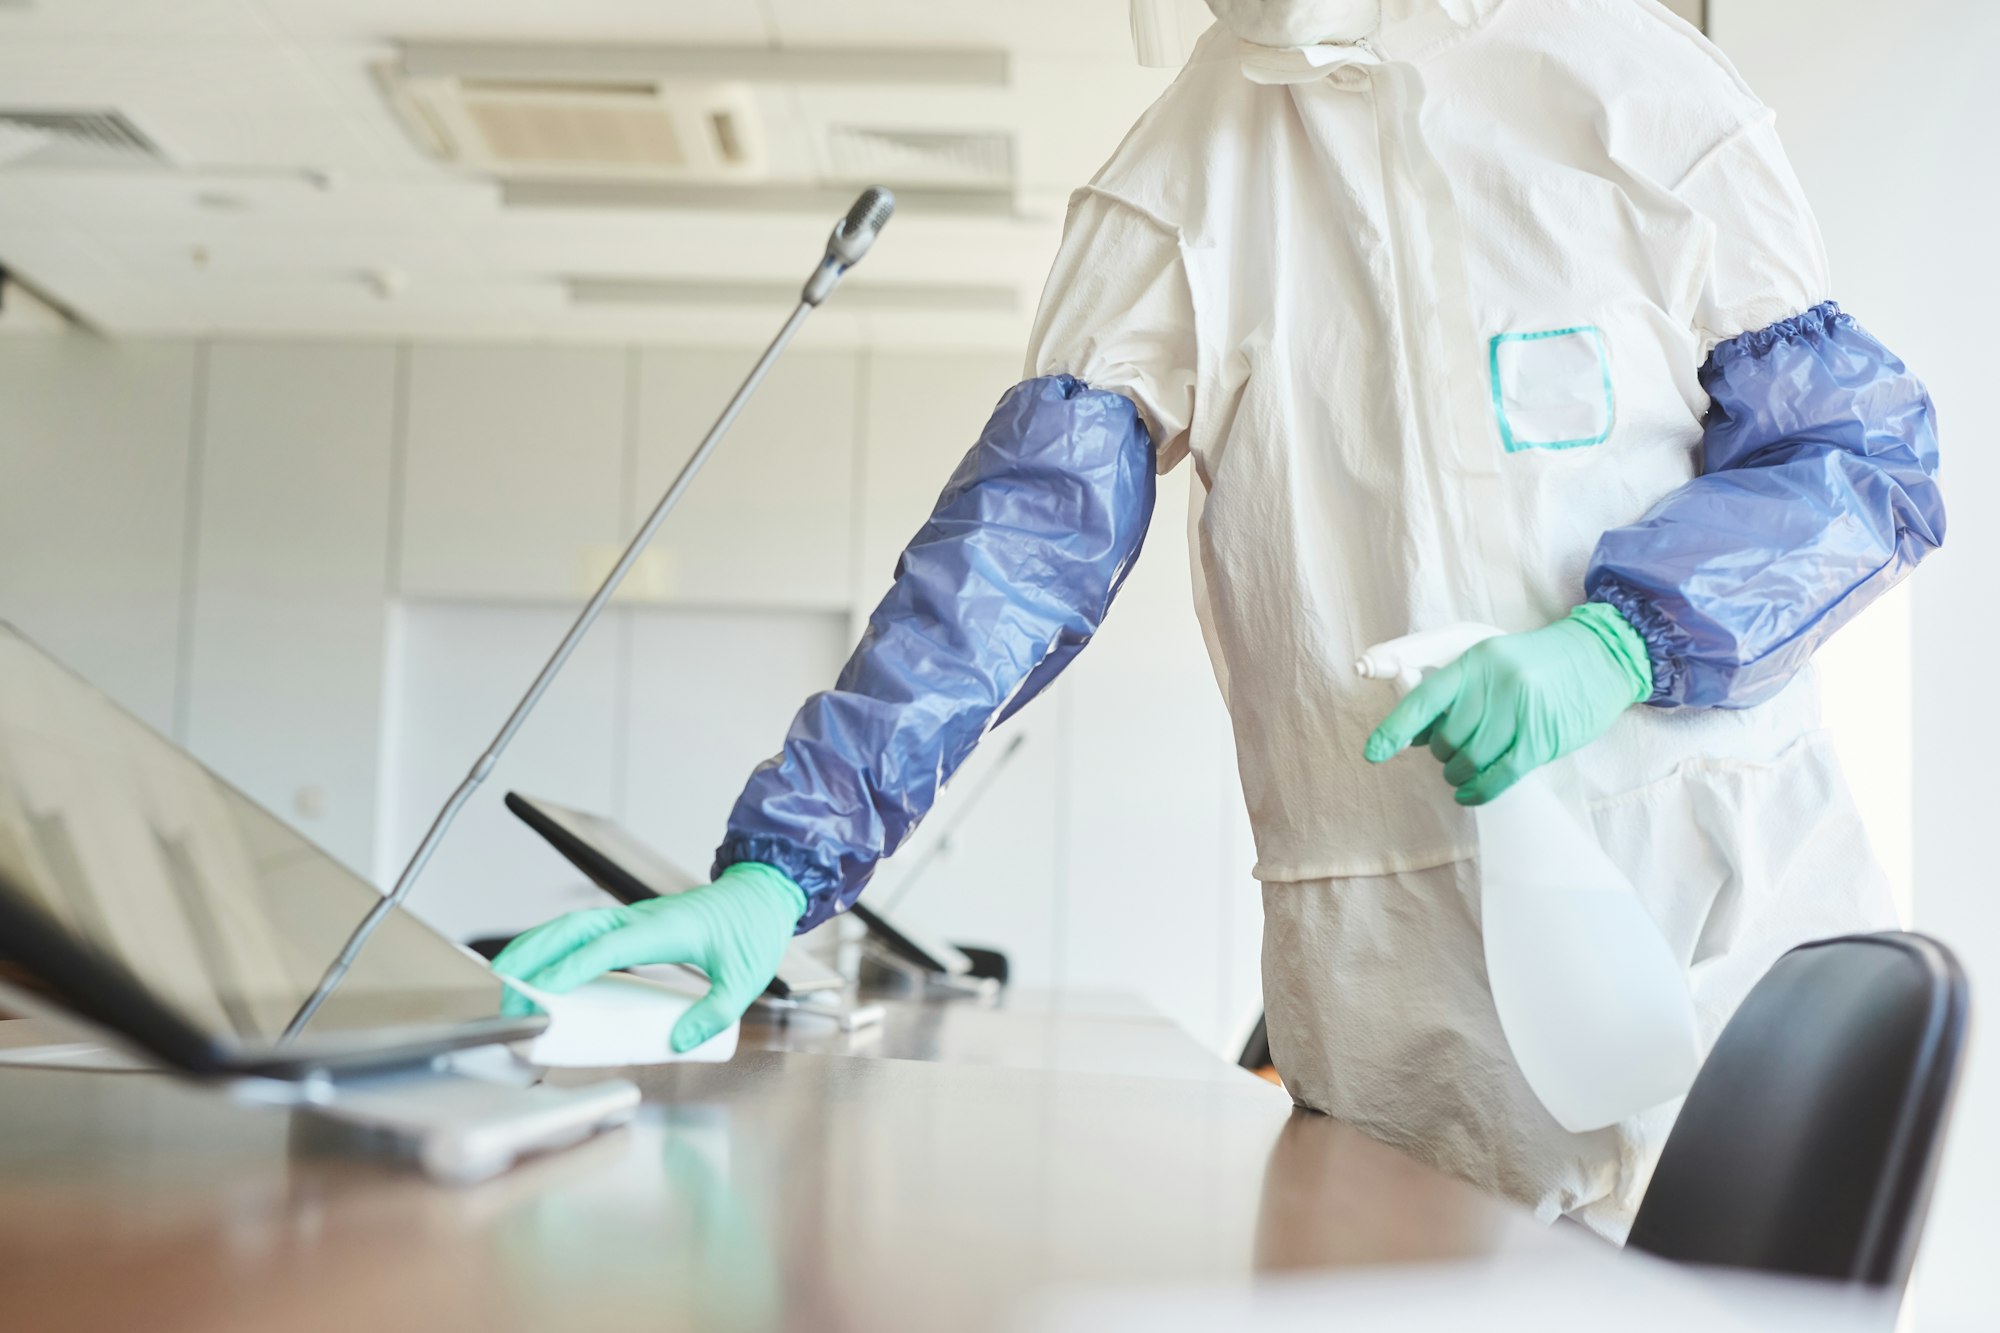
left=738, top=985, right=1264, bottom=1086
left=1028, top=1245, right=1899, bottom=1333
left=0, top=997, right=1569, bottom=1333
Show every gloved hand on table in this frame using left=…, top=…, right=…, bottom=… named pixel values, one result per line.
left=491, top=860, right=807, bottom=1052
left=1363, top=603, right=1653, bottom=806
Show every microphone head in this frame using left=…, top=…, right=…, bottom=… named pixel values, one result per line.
left=827, top=186, right=896, bottom=266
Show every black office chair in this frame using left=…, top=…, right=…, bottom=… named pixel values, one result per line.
left=1627, top=932, right=1969, bottom=1289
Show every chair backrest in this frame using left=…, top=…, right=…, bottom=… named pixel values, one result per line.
left=1627, top=932, right=1968, bottom=1288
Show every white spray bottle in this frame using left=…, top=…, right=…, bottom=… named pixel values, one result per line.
left=1356, top=624, right=1702, bottom=1133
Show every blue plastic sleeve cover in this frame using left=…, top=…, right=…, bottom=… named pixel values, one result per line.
left=1586, top=302, right=1945, bottom=709
left=714, top=375, right=1157, bottom=931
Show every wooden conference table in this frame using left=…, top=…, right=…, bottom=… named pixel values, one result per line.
left=0, top=989, right=1575, bottom=1333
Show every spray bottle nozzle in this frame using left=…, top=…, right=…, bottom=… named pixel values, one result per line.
left=1354, top=623, right=1505, bottom=694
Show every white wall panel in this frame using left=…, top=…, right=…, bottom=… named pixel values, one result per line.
left=618, top=606, right=850, bottom=884
left=852, top=353, right=1014, bottom=621
left=381, top=600, right=852, bottom=949
left=378, top=602, right=624, bottom=944
left=0, top=336, right=194, bottom=734
left=871, top=701, right=1071, bottom=990
left=1058, top=467, right=1258, bottom=1054
left=0, top=329, right=1267, bottom=1058
left=632, top=348, right=858, bottom=610
left=1712, top=4, right=1992, bottom=1325
left=183, top=341, right=396, bottom=874
left=398, top=344, right=626, bottom=602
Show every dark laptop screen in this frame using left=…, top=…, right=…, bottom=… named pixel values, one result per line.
left=0, top=624, right=505, bottom=1044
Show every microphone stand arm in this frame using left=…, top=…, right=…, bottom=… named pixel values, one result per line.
left=280, top=207, right=888, bottom=1043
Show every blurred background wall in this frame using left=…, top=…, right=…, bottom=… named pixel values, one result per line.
left=0, top=335, right=1266, bottom=1056
left=0, top=3, right=1270, bottom=1062
left=1714, top=5, right=2000, bottom=1328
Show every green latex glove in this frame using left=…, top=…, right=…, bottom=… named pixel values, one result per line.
left=1362, top=603, right=1654, bottom=807
left=491, top=861, right=808, bottom=1053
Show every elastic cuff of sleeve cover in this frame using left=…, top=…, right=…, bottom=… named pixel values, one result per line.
left=1586, top=584, right=1685, bottom=708
left=714, top=834, right=837, bottom=934
left=1566, top=601, right=1655, bottom=705
left=1707, top=299, right=1844, bottom=370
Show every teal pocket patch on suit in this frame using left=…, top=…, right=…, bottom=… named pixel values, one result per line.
left=1488, top=326, right=1616, bottom=453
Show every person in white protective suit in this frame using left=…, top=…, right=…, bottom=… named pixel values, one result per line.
left=496, top=0, right=1945, bottom=1239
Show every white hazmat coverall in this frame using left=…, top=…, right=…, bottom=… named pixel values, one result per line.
left=706, top=0, right=1939, bottom=1243
left=1024, top=0, right=1914, bottom=1236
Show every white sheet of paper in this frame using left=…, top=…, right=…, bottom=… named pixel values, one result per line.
left=503, top=971, right=739, bottom=1068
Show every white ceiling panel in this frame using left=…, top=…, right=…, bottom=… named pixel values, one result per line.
left=793, top=61, right=1173, bottom=194
left=0, top=0, right=272, bottom=41
left=85, top=222, right=478, bottom=276
left=0, top=219, right=187, bottom=329
left=0, top=40, right=347, bottom=112
left=0, top=173, right=61, bottom=222
left=766, top=0, right=1138, bottom=58
left=463, top=208, right=845, bottom=275
left=289, top=43, right=472, bottom=173
left=465, top=206, right=1059, bottom=285
left=5, top=168, right=491, bottom=225
left=125, top=109, right=396, bottom=172
left=117, top=270, right=551, bottom=325
left=0, top=0, right=1174, bottom=347
left=0, top=223, right=122, bottom=283
left=254, top=0, right=773, bottom=45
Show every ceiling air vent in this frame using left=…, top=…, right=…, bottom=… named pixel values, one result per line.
left=0, top=109, right=164, bottom=167
left=825, top=126, right=1013, bottom=189
left=379, top=63, right=766, bottom=182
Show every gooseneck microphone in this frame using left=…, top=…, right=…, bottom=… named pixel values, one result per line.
left=281, top=188, right=898, bottom=1043
left=804, top=186, right=896, bottom=305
